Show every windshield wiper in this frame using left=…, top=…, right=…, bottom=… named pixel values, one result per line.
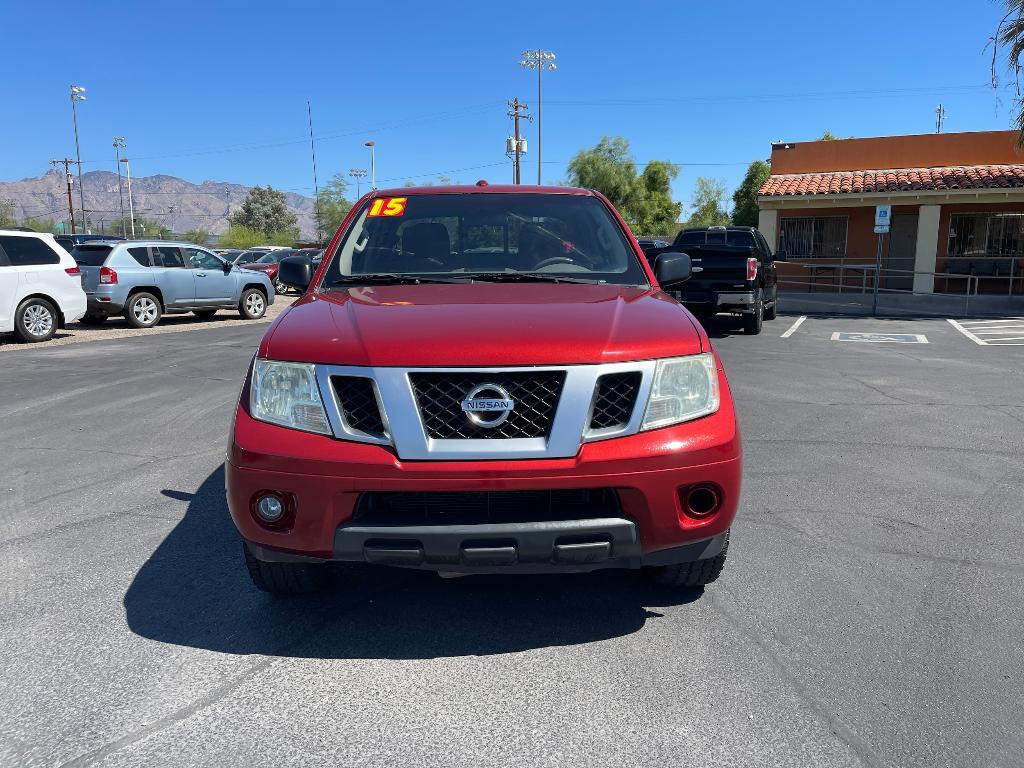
left=467, top=271, right=605, bottom=285
left=329, top=273, right=469, bottom=286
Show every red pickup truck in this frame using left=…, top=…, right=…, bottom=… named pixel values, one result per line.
left=227, top=185, right=742, bottom=594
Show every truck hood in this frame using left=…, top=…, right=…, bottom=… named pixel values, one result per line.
left=260, top=283, right=703, bottom=367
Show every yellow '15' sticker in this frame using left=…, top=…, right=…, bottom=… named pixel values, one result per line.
left=367, top=197, right=407, bottom=217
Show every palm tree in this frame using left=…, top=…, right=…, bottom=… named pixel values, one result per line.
left=993, top=1, right=1024, bottom=135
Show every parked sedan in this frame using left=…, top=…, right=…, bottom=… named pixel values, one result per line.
left=71, top=241, right=275, bottom=328
left=240, top=249, right=297, bottom=294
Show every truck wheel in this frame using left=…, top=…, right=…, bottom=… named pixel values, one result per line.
left=124, top=292, right=162, bottom=328
left=239, top=288, right=267, bottom=320
left=243, top=543, right=328, bottom=594
left=743, top=295, right=763, bottom=335
left=764, top=299, right=777, bottom=321
left=14, top=297, right=58, bottom=342
left=645, top=530, right=729, bottom=588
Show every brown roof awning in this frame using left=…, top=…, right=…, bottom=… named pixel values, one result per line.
left=758, top=164, right=1024, bottom=197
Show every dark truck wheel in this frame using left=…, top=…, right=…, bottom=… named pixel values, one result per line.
left=243, top=543, right=328, bottom=594
left=764, top=298, right=777, bottom=321
left=14, top=297, right=58, bottom=342
left=645, top=530, right=729, bottom=588
left=743, top=294, right=763, bottom=335
left=124, top=292, right=162, bottom=328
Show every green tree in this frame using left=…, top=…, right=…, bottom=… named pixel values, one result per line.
left=0, top=200, right=15, bottom=228
left=22, top=217, right=56, bottom=233
left=181, top=228, right=211, bottom=245
left=731, top=160, right=771, bottom=227
left=992, top=2, right=1024, bottom=137
left=230, top=186, right=298, bottom=238
left=315, top=174, right=352, bottom=239
left=566, top=136, right=638, bottom=213
left=684, top=177, right=731, bottom=228
left=217, top=225, right=266, bottom=249
left=819, top=130, right=838, bottom=141
left=632, top=161, right=682, bottom=235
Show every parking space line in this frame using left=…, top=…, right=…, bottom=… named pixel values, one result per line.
left=780, top=315, right=806, bottom=338
left=947, top=319, right=988, bottom=345
left=979, top=336, right=1024, bottom=342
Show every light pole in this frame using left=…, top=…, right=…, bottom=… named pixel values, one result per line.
left=364, top=141, right=376, bottom=190
left=70, top=85, right=87, bottom=230
left=113, top=137, right=126, bottom=237
left=119, top=157, right=136, bottom=238
left=519, top=50, right=556, bottom=184
left=168, top=205, right=176, bottom=236
left=349, top=168, right=368, bottom=198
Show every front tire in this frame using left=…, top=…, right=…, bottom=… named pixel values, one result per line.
left=239, top=288, right=267, bottom=320
left=14, top=297, right=58, bottom=342
left=645, top=530, right=729, bottom=588
left=243, top=543, right=328, bottom=594
left=273, top=278, right=288, bottom=295
left=743, top=294, right=763, bottom=335
left=124, top=292, right=162, bottom=328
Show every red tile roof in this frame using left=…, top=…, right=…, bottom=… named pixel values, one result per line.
left=758, top=164, right=1024, bottom=197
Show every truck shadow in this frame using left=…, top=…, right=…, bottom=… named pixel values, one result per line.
left=124, top=466, right=703, bottom=659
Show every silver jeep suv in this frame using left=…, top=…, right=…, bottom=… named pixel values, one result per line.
left=71, top=241, right=275, bottom=328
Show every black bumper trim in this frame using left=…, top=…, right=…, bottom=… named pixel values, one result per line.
left=245, top=524, right=728, bottom=574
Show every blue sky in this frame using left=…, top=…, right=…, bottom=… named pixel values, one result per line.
left=0, top=0, right=1014, bottom=215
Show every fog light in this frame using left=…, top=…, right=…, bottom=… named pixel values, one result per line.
left=679, top=484, right=722, bottom=520
left=255, top=493, right=285, bottom=523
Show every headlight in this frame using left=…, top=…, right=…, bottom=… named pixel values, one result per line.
left=641, top=353, right=720, bottom=430
left=250, top=359, right=331, bottom=435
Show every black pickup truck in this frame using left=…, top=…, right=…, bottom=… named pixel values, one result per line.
left=642, top=226, right=785, bottom=335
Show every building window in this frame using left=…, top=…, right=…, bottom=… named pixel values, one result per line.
left=948, top=213, right=1024, bottom=257
left=778, top=216, right=847, bottom=258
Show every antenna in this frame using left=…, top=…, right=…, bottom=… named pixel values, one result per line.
left=307, top=100, right=322, bottom=242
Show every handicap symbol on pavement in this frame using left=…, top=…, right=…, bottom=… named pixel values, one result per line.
left=831, top=332, right=928, bottom=344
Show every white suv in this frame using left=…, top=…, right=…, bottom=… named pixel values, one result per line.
left=0, top=231, right=87, bottom=342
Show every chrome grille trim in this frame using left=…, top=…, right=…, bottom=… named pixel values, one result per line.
left=314, top=362, right=658, bottom=460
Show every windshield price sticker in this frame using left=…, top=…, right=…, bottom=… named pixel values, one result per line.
left=367, top=197, right=407, bottom=217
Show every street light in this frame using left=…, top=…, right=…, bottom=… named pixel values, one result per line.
left=349, top=168, right=368, bottom=198
left=519, top=50, right=556, bottom=185
left=70, top=85, right=87, bottom=231
left=119, top=157, right=136, bottom=238
left=364, top=141, right=376, bottom=190
left=113, top=137, right=127, bottom=237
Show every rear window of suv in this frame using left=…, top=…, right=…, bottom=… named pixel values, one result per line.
left=0, top=235, right=61, bottom=266
left=71, top=245, right=114, bottom=266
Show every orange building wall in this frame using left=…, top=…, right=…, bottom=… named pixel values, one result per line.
left=770, top=131, right=1024, bottom=175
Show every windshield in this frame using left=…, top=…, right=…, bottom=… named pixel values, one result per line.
left=319, top=193, right=648, bottom=287
left=256, top=253, right=279, bottom=264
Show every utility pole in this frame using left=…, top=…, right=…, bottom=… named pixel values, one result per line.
left=113, top=137, right=126, bottom=236
left=120, top=157, right=136, bottom=238
left=364, top=141, right=377, bottom=190
left=70, top=85, right=87, bottom=231
left=349, top=168, right=368, bottom=198
left=935, top=103, right=947, bottom=134
left=168, top=205, right=176, bottom=236
left=506, top=98, right=531, bottom=184
left=51, top=158, right=78, bottom=234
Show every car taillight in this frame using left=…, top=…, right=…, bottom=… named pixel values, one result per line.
left=65, top=266, right=81, bottom=276
left=99, top=266, right=118, bottom=284
left=746, top=257, right=758, bottom=281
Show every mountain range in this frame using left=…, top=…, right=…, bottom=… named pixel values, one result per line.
left=0, top=169, right=316, bottom=238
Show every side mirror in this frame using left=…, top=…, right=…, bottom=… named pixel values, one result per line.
left=654, top=251, right=692, bottom=287
left=279, top=255, right=314, bottom=291
left=222, top=260, right=232, bottom=274
left=773, top=249, right=787, bottom=262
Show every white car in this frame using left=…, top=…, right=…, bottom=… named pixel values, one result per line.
left=0, top=231, right=88, bottom=342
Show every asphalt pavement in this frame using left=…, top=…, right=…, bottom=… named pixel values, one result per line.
left=1, top=312, right=1022, bottom=767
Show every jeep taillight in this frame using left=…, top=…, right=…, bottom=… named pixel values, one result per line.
left=746, top=257, right=758, bottom=281
left=99, top=266, right=118, bottom=284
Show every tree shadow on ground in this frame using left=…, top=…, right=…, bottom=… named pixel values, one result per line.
left=125, top=466, right=703, bottom=659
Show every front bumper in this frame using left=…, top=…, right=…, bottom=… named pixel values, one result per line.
left=227, top=377, right=742, bottom=572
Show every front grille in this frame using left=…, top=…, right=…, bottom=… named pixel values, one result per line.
left=353, top=489, right=621, bottom=526
left=409, top=371, right=565, bottom=439
left=331, top=376, right=386, bottom=437
left=589, top=372, right=642, bottom=430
